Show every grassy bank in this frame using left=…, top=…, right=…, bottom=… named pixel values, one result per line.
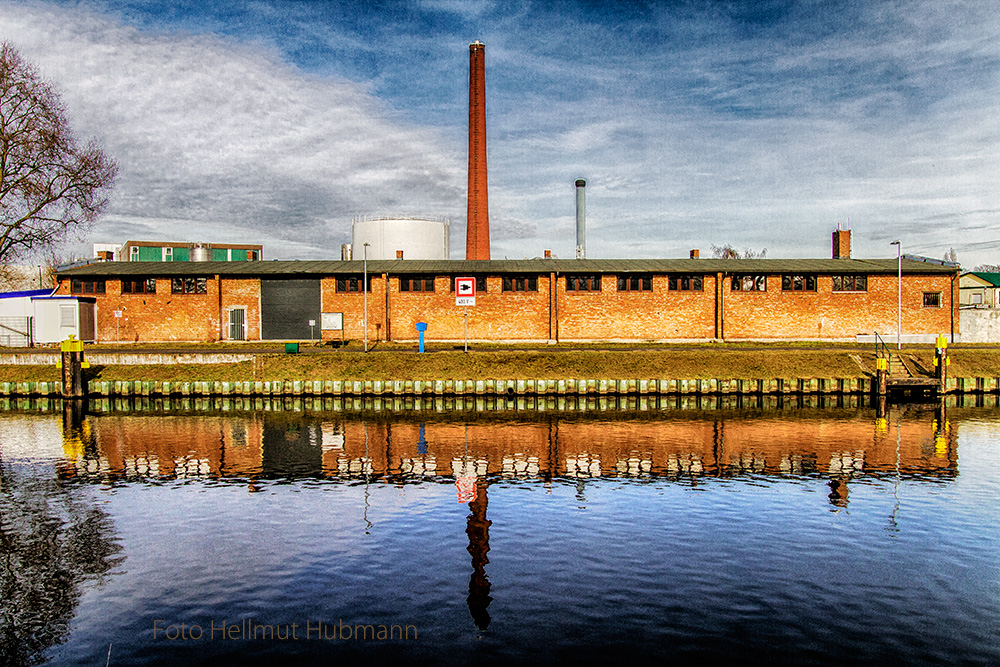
left=2, top=344, right=997, bottom=383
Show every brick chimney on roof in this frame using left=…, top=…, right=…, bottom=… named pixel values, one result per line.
left=832, top=227, right=851, bottom=259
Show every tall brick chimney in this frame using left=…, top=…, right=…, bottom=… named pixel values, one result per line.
left=832, top=226, right=851, bottom=259
left=466, top=41, right=490, bottom=260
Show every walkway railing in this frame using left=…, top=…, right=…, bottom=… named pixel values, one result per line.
left=874, top=331, right=891, bottom=375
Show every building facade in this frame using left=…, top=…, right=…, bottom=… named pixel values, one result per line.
left=959, top=272, right=1000, bottom=308
left=119, top=241, right=262, bottom=262
left=54, top=258, right=959, bottom=344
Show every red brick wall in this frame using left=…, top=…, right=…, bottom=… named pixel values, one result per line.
left=320, top=275, right=389, bottom=343
left=55, top=276, right=221, bottom=342
left=220, top=278, right=261, bottom=341
left=55, top=269, right=958, bottom=343
left=557, top=274, right=717, bottom=341
left=385, top=275, right=551, bottom=342
left=723, top=273, right=956, bottom=340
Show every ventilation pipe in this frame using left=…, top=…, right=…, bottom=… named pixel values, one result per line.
left=575, top=179, right=586, bottom=259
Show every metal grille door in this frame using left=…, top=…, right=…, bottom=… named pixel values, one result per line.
left=228, top=308, right=246, bottom=341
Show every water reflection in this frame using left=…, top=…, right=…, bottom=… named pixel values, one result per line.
left=0, top=414, right=122, bottom=667
left=52, top=402, right=960, bottom=506
left=1, top=396, right=997, bottom=665
left=466, top=479, right=492, bottom=631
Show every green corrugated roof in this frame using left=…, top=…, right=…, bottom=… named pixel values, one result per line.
left=56, top=257, right=958, bottom=278
left=964, top=272, right=1000, bottom=287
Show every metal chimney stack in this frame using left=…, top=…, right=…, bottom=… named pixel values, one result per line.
left=575, top=179, right=586, bottom=259
left=466, top=41, right=491, bottom=260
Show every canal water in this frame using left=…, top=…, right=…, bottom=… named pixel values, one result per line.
left=1, top=397, right=998, bottom=666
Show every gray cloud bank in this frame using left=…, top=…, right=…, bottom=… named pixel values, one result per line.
left=1, top=2, right=465, bottom=258
left=2, top=0, right=1000, bottom=267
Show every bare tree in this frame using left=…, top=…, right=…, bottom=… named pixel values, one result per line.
left=711, top=244, right=767, bottom=259
left=0, top=42, right=116, bottom=265
left=974, top=264, right=1000, bottom=273
left=943, top=248, right=958, bottom=263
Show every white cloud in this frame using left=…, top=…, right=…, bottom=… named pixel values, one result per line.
left=0, top=1, right=465, bottom=259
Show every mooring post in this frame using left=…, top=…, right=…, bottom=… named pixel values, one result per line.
left=59, top=335, right=87, bottom=399
left=934, top=334, right=949, bottom=391
left=876, top=357, right=888, bottom=397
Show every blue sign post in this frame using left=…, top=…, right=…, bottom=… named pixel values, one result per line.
left=416, top=322, right=428, bottom=353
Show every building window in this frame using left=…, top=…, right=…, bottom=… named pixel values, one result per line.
left=171, top=277, right=208, bottom=294
left=566, top=275, right=602, bottom=292
left=399, top=276, right=435, bottom=292
left=71, top=279, right=106, bottom=294
left=923, top=292, right=942, bottom=308
left=336, top=276, right=371, bottom=292
left=122, top=278, right=156, bottom=294
left=668, top=275, right=703, bottom=291
left=731, top=275, right=766, bottom=291
left=616, top=275, right=653, bottom=292
left=972, top=292, right=983, bottom=305
left=453, top=276, right=489, bottom=293
left=163, top=247, right=173, bottom=262
left=129, top=246, right=139, bottom=261
left=832, top=275, right=867, bottom=292
left=782, top=275, right=816, bottom=292
left=248, top=250, right=259, bottom=261
left=501, top=276, right=536, bottom=292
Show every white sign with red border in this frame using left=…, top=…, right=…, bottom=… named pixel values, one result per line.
left=455, top=277, right=476, bottom=306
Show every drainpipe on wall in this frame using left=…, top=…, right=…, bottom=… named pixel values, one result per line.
left=551, top=271, right=559, bottom=343
left=714, top=272, right=724, bottom=341
left=951, top=272, right=958, bottom=342
left=383, top=273, right=390, bottom=342
left=217, top=275, right=223, bottom=341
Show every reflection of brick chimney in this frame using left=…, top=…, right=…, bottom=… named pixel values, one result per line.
left=396, top=250, right=404, bottom=259
left=832, top=227, right=851, bottom=259
left=690, top=249, right=700, bottom=259
left=466, top=41, right=490, bottom=260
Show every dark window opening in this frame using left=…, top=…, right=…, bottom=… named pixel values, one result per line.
left=566, top=275, right=602, bottom=292
left=336, top=276, right=372, bottom=292
left=668, top=275, right=703, bottom=291
left=923, top=292, right=942, bottom=308
left=832, top=275, right=867, bottom=292
left=502, top=276, right=537, bottom=292
left=71, top=279, right=105, bottom=294
left=731, top=275, right=766, bottom=291
left=122, top=278, right=156, bottom=294
left=400, top=276, right=436, bottom=292
left=171, top=277, right=208, bottom=294
left=782, top=275, right=816, bottom=292
left=616, top=275, right=653, bottom=292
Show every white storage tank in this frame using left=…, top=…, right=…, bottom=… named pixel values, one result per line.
left=351, top=215, right=449, bottom=260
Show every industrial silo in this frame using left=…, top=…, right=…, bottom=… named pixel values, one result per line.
left=351, top=215, right=450, bottom=260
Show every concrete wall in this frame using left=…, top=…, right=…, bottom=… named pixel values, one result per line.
left=960, top=309, right=1000, bottom=343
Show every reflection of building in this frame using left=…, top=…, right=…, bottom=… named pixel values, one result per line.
left=58, top=409, right=958, bottom=486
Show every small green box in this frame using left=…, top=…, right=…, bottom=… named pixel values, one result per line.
left=285, top=342, right=299, bottom=354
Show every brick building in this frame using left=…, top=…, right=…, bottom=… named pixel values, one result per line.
left=54, top=255, right=958, bottom=344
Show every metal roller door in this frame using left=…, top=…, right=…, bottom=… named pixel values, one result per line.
left=261, top=279, right=320, bottom=340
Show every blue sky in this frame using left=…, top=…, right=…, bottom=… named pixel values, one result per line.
left=2, top=0, right=999, bottom=264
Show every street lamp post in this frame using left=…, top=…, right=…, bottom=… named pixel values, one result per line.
left=363, top=242, right=370, bottom=353
left=896, top=242, right=902, bottom=349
